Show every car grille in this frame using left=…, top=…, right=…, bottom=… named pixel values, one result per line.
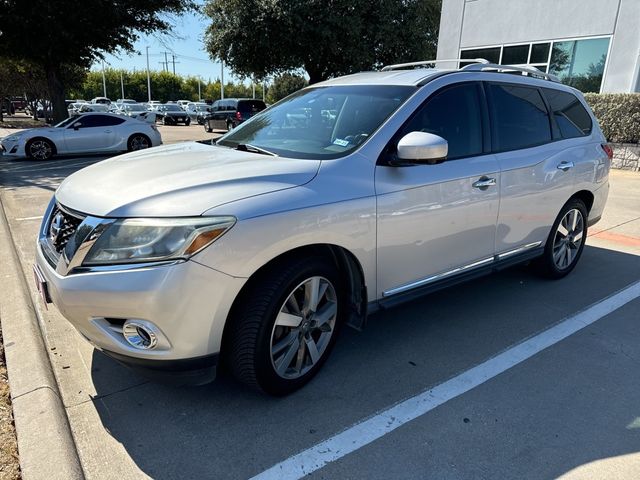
left=47, top=206, right=84, bottom=253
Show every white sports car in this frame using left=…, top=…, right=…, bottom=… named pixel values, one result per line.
left=0, top=113, right=162, bottom=160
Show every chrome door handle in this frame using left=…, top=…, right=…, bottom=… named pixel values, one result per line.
left=472, top=177, right=497, bottom=190
left=557, top=161, right=574, bottom=171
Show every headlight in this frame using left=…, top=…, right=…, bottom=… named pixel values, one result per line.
left=3, top=134, right=22, bottom=143
left=83, top=217, right=235, bottom=265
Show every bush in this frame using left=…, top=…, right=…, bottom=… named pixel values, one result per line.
left=584, top=93, right=640, bottom=144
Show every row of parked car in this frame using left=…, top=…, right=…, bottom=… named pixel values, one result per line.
left=64, top=97, right=268, bottom=131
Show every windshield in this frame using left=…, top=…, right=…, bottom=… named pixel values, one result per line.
left=216, top=85, right=415, bottom=159
left=55, top=116, right=79, bottom=128
left=196, top=104, right=209, bottom=111
left=158, top=104, right=182, bottom=112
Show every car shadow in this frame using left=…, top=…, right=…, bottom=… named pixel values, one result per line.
left=0, top=155, right=109, bottom=192
left=88, top=244, right=640, bottom=479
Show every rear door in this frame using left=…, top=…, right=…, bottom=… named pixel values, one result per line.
left=375, top=82, right=500, bottom=297
left=487, top=82, right=575, bottom=256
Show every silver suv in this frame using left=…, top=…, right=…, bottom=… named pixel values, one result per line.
left=35, top=60, right=610, bottom=395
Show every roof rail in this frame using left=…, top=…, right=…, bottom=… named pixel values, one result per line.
left=461, top=62, right=561, bottom=82
left=381, top=58, right=489, bottom=71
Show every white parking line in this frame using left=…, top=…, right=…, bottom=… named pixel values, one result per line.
left=252, top=280, right=640, bottom=480
left=15, top=215, right=43, bottom=221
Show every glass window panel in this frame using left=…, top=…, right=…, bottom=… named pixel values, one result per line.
left=487, top=84, right=552, bottom=151
left=401, top=83, right=483, bottom=159
left=460, top=47, right=501, bottom=65
left=543, top=88, right=592, bottom=138
left=530, top=43, right=551, bottom=63
left=549, top=37, right=610, bottom=92
left=502, top=45, right=530, bottom=65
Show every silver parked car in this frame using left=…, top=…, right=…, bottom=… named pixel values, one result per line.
left=2, top=113, right=162, bottom=160
left=34, top=60, right=610, bottom=395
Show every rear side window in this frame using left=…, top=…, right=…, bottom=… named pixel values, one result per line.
left=400, top=83, right=484, bottom=159
left=487, top=83, right=551, bottom=151
left=543, top=88, right=592, bottom=138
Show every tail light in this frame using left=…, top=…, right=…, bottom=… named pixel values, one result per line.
left=235, top=111, right=242, bottom=121
left=601, top=143, right=613, bottom=160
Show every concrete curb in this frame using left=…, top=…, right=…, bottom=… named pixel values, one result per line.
left=0, top=196, right=84, bottom=479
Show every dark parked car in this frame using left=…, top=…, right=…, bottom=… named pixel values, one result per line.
left=156, top=104, right=191, bottom=125
left=204, top=98, right=266, bottom=132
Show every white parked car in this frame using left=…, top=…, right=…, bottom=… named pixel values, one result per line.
left=1, top=113, right=162, bottom=160
left=34, top=61, right=610, bottom=395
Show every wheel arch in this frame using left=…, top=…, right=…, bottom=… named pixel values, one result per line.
left=220, top=243, right=368, bottom=361
left=127, top=132, right=151, bottom=150
left=25, top=136, right=58, bottom=157
left=570, top=189, right=595, bottom=213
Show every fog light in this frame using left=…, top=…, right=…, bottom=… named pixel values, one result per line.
left=123, top=321, right=157, bottom=350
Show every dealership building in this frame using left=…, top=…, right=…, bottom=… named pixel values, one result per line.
left=436, top=0, right=640, bottom=93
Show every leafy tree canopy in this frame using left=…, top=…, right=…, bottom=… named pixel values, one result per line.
left=204, top=0, right=441, bottom=84
left=0, top=0, right=196, bottom=121
left=266, top=73, right=307, bottom=103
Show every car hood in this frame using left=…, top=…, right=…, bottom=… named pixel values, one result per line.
left=55, top=142, right=321, bottom=217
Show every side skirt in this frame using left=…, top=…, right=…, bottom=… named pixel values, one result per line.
left=374, top=247, right=544, bottom=311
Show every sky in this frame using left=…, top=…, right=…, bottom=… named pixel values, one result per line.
left=92, top=10, right=242, bottom=84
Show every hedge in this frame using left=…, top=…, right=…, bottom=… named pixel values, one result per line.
left=584, top=93, right=640, bottom=144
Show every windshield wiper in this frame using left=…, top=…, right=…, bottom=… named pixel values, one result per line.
left=236, top=143, right=277, bottom=156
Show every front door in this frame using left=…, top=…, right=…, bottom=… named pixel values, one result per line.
left=375, top=82, right=500, bottom=298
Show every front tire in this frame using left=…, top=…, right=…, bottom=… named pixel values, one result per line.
left=535, top=198, right=588, bottom=279
left=25, top=138, right=55, bottom=160
left=185, top=118, right=191, bottom=126
left=227, top=256, right=344, bottom=395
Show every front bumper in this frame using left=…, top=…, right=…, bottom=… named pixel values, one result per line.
left=35, top=241, right=246, bottom=383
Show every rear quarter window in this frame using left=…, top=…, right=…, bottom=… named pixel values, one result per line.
left=543, top=88, right=592, bottom=138
left=238, top=100, right=267, bottom=113
left=487, top=83, right=552, bottom=151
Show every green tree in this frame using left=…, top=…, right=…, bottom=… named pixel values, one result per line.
left=204, top=0, right=441, bottom=84
left=266, top=73, right=307, bottom=103
left=0, top=0, right=196, bottom=122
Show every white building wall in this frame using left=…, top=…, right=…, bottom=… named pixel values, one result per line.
left=436, top=0, right=640, bottom=92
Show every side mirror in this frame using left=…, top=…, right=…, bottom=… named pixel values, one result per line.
left=395, top=131, right=448, bottom=165
left=73, top=122, right=82, bottom=130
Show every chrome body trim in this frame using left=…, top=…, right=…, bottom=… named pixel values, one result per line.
left=496, top=241, right=543, bottom=260
left=382, top=256, right=494, bottom=297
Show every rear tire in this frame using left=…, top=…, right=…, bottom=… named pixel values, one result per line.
left=226, top=120, right=234, bottom=131
left=227, top=256, right=344, bottom=396
left=127, top=134, right=151, bottom=151
left=205, top=124, right=212, bottom=133
left=185, top=118, right=191, bottom=126
left=534, top=198, right=588, bottom=279
left=25, top=137, right=55, bottom=160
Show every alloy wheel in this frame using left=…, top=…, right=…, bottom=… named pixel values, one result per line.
left=29, top=140, right=52, bottom=160
left=130, top=135, right=149, bottom=150
left=270, top=276, right=338, bottom=379
left=552, top=208, right=584, bottom=269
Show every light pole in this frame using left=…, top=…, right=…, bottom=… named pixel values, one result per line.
left=220, top=60, right=224, bottom=100
left=120, top=71, right=125, bottom=100
left=252, top=81, right=255, bottom=99
left=198, top=78, right=201, bottom=101
left=146, top=46, right=152, bottom=102
left=101, top=60, right=107, bottom=97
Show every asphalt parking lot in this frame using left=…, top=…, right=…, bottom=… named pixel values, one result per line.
left=0, top=143, right=639, bottom=479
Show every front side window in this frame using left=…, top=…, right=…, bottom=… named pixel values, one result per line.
left=543, top=88, right=592, bottom=138
left=216, top=85, right=415, bottom=159
left=549, top=37, right=610, bottom=93
left=397, top=83, right=484, bottom=160
left=488, top=84, right=551, bottom=151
